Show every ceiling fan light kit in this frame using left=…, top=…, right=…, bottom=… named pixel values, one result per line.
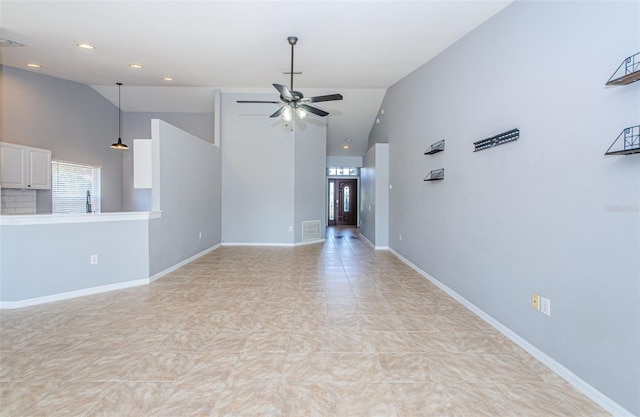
left=237, top=36, right=343, bottom=122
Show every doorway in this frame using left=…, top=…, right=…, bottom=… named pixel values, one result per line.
left=328, top=179, right=357, bottom=227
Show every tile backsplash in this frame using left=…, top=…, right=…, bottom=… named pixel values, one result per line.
left=1, top=189, right=37, bottom=215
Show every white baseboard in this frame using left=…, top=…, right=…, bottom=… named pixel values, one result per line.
left=359, top=233, right=388, bottom=251
left=360, top=234, right=374, bottom=247
left=222, top=240, right=326, bottom=247
left=295, top=238, right=325, bottom=246
left=0, top=243, right=222, bottom=310
left=222, top=242, right=293, bottom=247
left=0, top=278, right=149, bottom=309
left=388, top=247, right=635, bottom=417
left=149, top=243, right=221, bottom=283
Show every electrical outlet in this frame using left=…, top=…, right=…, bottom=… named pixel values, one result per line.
left=532, top=293, right=540, bottom=310
left=541, top=296, right=551, bottom=316
left=288, top=226, right=293, bottom=232
left=90, top=254, right=98, bottom=265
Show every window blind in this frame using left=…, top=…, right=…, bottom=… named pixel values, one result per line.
left=51, top=160, right=102, bottom=214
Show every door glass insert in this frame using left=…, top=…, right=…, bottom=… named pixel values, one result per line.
left=329, top=182, right=335, bottom=221
left=344, top=186, right=350, bottom=212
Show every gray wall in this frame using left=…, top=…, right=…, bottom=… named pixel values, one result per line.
left=148, top=120, right=221, bottom=275
left=0, top=220, right=149, bottom=301
left=294, top=119, right=327, bottom=242
left=221, top=93, right=328, bottom=244
left=360, top=145, right=377, bottom=243
left=221, top=93, right=296, bottom=244
left=369, top=1, right=639, bottom=414
left=360, top=143, right=390, bottom=247
left=1, top=66, right=124, bottom=213
left=121, top=112, right=215, bottom=212
left=327, top=155, right=363, bottom=167
left=375, top=143, right=389, bottom=247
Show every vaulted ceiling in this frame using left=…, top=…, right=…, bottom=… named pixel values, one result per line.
left=1, top=0, right=511, bottom=157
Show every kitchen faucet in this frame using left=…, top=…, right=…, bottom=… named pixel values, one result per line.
left=86, top=190, right=92, bottom=213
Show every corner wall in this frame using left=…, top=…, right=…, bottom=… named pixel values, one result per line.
left=1, top=66, right=124, bottom=213
left=294, top=119, right=327, bottom=243
left=148, top=120, right=221, bottom=275
left=221, top=93, right=326, bottom=245
left=369, top=1, right=639, bottom=414
left=360, top=143, right=389, bottom=247
left=121, top=111, right=215, bottom=212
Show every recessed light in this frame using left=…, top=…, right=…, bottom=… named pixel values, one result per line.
left=26, top=63, right=41, bottom=68
left=343, top=145, right=349, bottom=149
left=129, top=64, right=143, bottom=69
left=163, top=77, right=173, bottom=81
left=76, top=43, right=94, bottom=49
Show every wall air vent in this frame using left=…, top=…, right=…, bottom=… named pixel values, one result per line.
left=302, top=220, right=321, bottom=241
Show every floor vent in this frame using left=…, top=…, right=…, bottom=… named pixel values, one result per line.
left=302, top=220, right=321, bottom=241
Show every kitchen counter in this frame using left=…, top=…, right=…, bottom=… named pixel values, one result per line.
left=0, top=211, right=162, bottom=226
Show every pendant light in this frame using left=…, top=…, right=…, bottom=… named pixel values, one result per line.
left=110, top=82, right=129, bottom=150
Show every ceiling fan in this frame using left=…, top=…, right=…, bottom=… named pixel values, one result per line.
left=237, top=36, right=343, bottom=121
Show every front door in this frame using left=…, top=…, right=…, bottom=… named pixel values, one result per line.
left=329, top=179, right=357, bottom=227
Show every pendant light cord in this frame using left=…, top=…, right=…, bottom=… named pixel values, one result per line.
left=117, top=82, right=122, bottom=139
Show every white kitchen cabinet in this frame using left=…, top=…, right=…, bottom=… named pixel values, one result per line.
left=0, top=142, right=52, bottom=189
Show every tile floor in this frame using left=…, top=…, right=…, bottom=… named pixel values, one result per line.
left=0, top=227, right=610, bottom=416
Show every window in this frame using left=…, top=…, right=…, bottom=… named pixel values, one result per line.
left=343, top=186, right=350, bottom=212
left=327, top=167, right=359, bottom=176
left=51, top=160, right=102, bottom=214
left=328, top=181, right=335, bottom=221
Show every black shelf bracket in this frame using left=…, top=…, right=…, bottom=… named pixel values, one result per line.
left=424, top=168, right=444, bottom=181
left=605, top=125, right=640, bottom=155
left=474, top=128, right=519, bottom=152
left=606, top=52, right=640, bottom=86
left=425, top=140, right=445, bottom=155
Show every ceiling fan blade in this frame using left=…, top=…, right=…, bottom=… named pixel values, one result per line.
left=273, top=84, right=294, bottom=102
left=299, top=104, right=329, bottom=117
left=270, top=106, right=287, bottom=118
left=236, top=100, right=281, bottom=104
left=303, top=94, right=343, bottom=103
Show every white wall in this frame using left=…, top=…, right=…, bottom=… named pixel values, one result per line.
left=148, top=120, right=221, bottom=275
left=369, top=1, right=639, bottom=414
left=221, top=93, right=327, bottom=245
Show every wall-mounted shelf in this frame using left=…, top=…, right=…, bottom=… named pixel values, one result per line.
left=425, top=140, right=445, bottom=155
left=606, top=52, right=640, bottom=86
left=424, top=168, right=444, bottom=181
left=474, top=128, right=519, bottom=152
left=605, top=125, right=640, bottom=155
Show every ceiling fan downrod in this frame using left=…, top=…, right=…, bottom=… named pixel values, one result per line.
left=287, top=36, right=298, bottom=91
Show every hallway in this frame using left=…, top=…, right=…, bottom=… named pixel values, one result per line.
left=0, top=228, right=608, bottom=416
